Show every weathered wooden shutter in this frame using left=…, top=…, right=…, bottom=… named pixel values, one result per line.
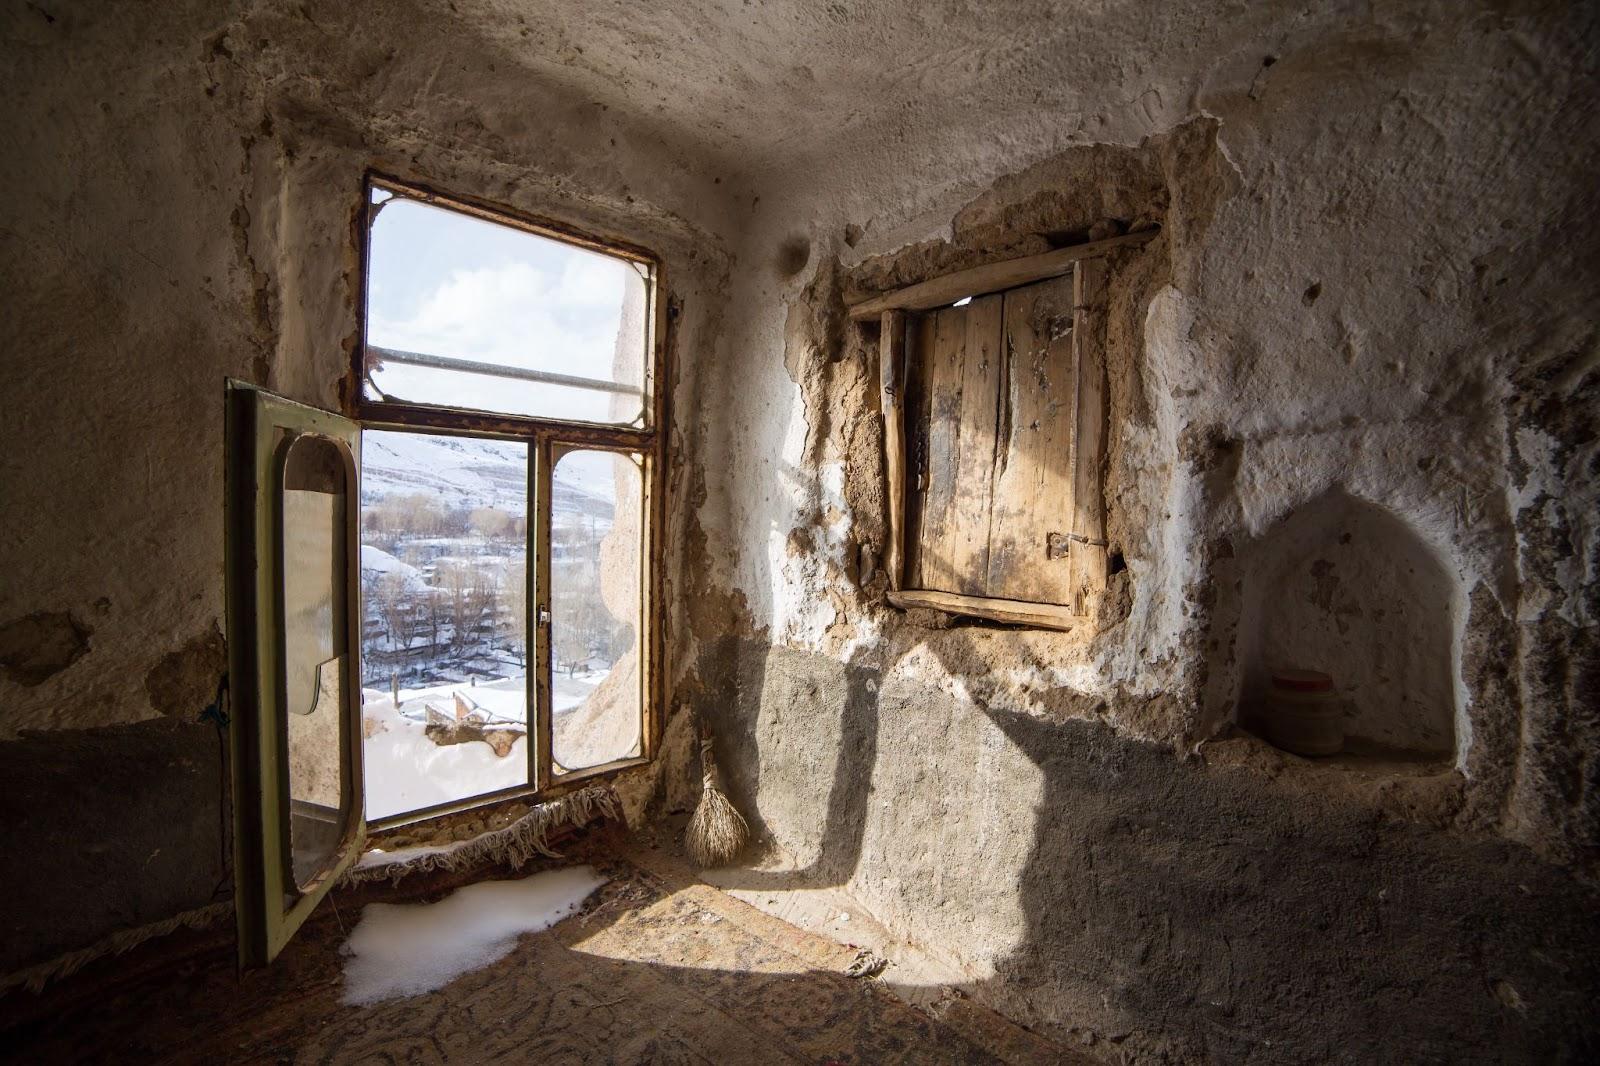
left=885, top=257, right=1109, bottom=628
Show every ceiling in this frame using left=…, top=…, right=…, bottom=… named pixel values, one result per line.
left=417, top=0, right=1288, bottom=181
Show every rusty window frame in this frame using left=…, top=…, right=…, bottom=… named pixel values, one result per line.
left=350, top=173, right=668, bottom=830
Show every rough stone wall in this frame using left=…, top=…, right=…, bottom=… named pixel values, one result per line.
left=678, top=1, right=1600, bottom=1060
left=0, top=0, right=734, bottom=971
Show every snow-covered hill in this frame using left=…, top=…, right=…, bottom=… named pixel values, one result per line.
left=360, top=430, right=613, bottom=524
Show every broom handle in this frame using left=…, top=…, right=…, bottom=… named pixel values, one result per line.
left=699, top=727, right=722, bottom=791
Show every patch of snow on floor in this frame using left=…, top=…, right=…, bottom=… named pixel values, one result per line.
left=341, top=866, right=606, bottom=1006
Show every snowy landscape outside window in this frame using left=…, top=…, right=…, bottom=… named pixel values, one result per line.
left=355, top=176, right=662, bottom=824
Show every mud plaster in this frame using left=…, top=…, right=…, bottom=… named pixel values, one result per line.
left=672, top=3, right=1600, bottom=1057
left=5, top=1, right=1598, bottom=1055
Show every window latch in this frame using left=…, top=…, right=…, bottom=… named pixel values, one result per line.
left=1048, top=531, right=1107, bottom=559
left=537, top=606, right=551, bottom=628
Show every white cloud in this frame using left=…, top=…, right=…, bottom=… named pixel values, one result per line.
left=366, top=224, right=643, bottom=423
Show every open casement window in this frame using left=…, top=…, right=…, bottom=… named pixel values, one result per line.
left=861, top=231, right=1155, bottom=629
left=226, top=383, right=366, bottom=966
left=225, top=177, right=665, bottom=967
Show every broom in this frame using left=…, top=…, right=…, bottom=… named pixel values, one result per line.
left=686, top=718, right=749, bottom=867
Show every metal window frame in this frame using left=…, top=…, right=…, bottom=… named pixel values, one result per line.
left=351, top=173, right=668, bottom=832
left=226, top=382, right=367, bottom=967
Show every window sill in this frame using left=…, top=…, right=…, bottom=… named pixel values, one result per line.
left=368, top=754, right=648, bottom=836
left=887, top=588, right=1079, bottom=631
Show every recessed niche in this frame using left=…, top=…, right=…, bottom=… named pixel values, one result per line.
left=1231, top=489, right=1457, bottom=763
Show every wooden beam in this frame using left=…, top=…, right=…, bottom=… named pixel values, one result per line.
left=878, top=309, right=907, bottom=591
left=887, top=588, right=1077, bottom=631
left=847, top=228, right=1158, bottom=321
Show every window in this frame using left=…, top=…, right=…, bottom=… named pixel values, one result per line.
left=225, top=177, right=663, bottom=964
left=857, top=231, right=1154, bottom=629
left=355, top=177, right=661, bottom=822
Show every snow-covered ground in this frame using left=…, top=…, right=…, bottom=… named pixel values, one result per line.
left=361, top=431, right=529, bottom=515
left=360, top=544, right=428, bottom=587
left=363, top=697, right=527, bottom=819
left=362, top=672, right=607, bottom=819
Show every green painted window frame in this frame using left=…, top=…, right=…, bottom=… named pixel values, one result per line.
left=226, top=381, right=367, bottom=967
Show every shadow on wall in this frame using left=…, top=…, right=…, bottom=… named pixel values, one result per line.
left=694, top=627, right=1600, bottom=1062
left=690, top=633, right=882, bottom=892
left=1208, top=487, right=1460, bottom=760
left=976, top=700, right=1600, bottom=1062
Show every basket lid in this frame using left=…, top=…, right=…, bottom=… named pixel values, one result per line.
left=1270, top=668, right=1334, bottom=692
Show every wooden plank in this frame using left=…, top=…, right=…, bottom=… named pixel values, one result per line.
left=1068, top=257, right=1110, bottom=616
left=985, top=273, right=1077, bottom=604
left=903, top=311, right=937, bottom=588
left=944, top=293, right=1004, bottom=596
left=878, top=310, right=907, bottom=591
left=911, top=307, right=968, bottom=592
left=887, top=589, right=1078, bottom=631
left=847, top=228, right=1158, bottom=321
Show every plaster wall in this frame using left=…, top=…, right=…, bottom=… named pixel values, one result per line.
left=1, top=0, right=1595, bottom=1057
left=0, top=0, right=737, bottom=971
left=1232, top=488, right=1459, bottom=756
left=677, top=0, right=1600, bottom=1059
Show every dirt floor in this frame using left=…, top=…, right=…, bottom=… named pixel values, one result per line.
left=0, top=839, right=1075, bottom=1064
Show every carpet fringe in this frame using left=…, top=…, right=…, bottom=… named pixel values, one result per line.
left=0, top=900, right=234, bottom=998
left=1, top=783, right=619, bottom=997
left=341, top=782, right=620, bottom=887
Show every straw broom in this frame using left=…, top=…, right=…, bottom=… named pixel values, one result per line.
left=686, top=718, right=749, bottom=867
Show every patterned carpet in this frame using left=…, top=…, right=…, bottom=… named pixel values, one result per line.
left=2, top=847, right=1070, bottom=1064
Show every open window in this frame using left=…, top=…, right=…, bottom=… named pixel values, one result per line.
left=857, top=230, right=1154, bottom=630
left=226, top=384, right=365, bottom=966
left=225, top=176, right=664, bottom=966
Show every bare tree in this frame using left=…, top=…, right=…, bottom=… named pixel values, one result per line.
left=423, top=587, right=443, bottom=648
left=552, top=561, right=613, bottom=676
left=504, top=561, right=529, bottom=666
left=469, top=506, right=515, bottom=539
left=437, top=563, right=474, bottom=650
left=438, top=562, right=497, bottom=655
left=468, top=569, right=499, bottom=654
left=375, top=570, right=418, bottom=650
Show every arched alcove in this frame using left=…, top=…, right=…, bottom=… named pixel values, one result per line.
left=1233, top=489, right=1457, bottom=760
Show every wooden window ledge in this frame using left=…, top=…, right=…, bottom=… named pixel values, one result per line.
left=887, top=589, right=1078, bottom=631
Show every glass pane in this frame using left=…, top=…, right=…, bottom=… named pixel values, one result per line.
left=359, top=430, right=530, bottom=819
left=280, top=436, right=353, bottom=889
left=551, top=449, right=643, bottom=771
left=363, top=189, right=650, bottom=426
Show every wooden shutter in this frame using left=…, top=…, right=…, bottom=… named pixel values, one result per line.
left=883, top=257, right=1109, bottom=629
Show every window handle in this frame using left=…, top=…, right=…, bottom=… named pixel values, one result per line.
left=537, top=606, right=551, bottom=628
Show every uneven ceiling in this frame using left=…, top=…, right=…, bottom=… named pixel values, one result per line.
left=252, top=0, right=1381, bottom=197
left=402, top=0, right=1289, bottom=176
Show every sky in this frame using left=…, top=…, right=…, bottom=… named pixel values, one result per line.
left=364, top=191, right=648, bottom=425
